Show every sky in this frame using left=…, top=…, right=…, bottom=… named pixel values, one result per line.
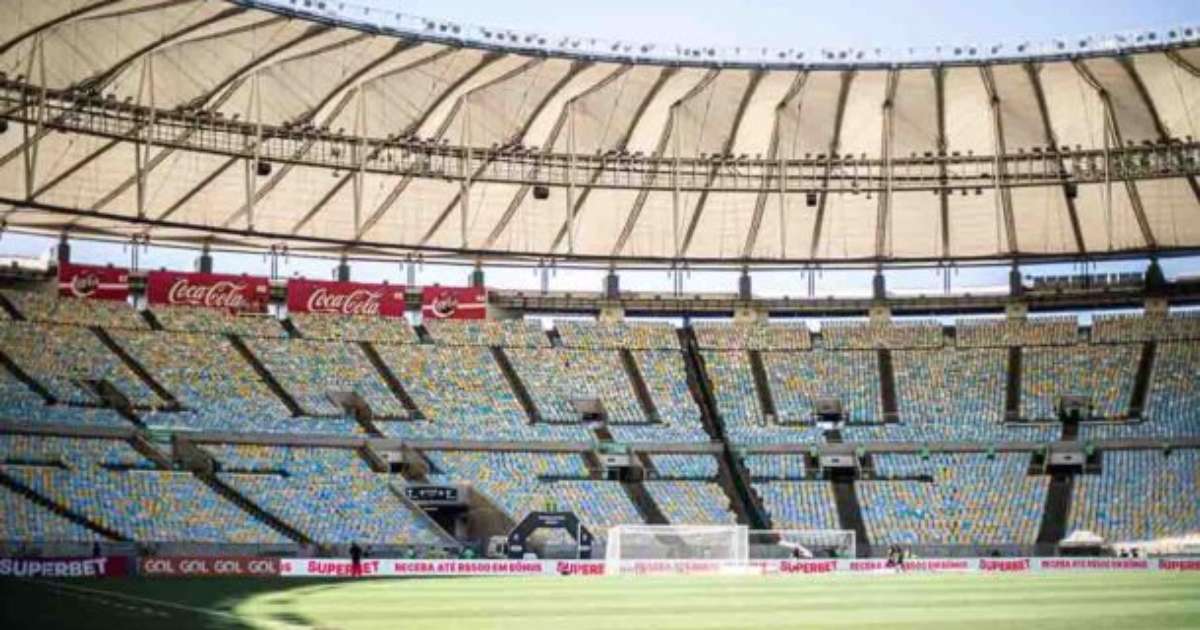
left=2, top=0, right=1199, bottom=297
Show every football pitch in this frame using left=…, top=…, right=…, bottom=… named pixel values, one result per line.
left=2, top=572, right=1199, bottom=629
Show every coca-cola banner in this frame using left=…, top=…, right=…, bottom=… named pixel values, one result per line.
left=286, top=279, right=405, bottom=318
left=139, top=556, right=279, bottom=577
left=420, top=286, right=487, bottom=320
left=57, top=263, right=130, bottom=301
left=146, top=271, right=269, bottom=312
left=0, top=556, right=129, bottom=578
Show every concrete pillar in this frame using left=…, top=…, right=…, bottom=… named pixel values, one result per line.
left=868, top=304, right=891, bottom=324
left=1005, top=301, right=1028, bottom=321
left=196, top=244, right=213, bottom=274
left=738, top=267, right=752, bottom=301
left=732, top=305, right=766, bottom=324
left=469, top=264, right=485, bottom=288
left=872, top=267, right=886, bottom=301
left=1009, top=262, right=1023, bottom=297
left=55, top=234, right=70, bottom=264
left=1144, top=297, right=1169, bottom=318
left=604, top=270, right=620, bottom=300
left=598, top=304, right=625, bottom=324
left=1146, top=258, right=1166, bottom=293
left=336, top=256, right=351, bottom=282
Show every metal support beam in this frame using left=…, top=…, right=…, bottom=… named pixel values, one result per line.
left=980, top=66, right=1019, bottom=254
left=809, top=70, right=856, bottom=259
left=1119, top=56, right=1200, bottom=208
left=1026, top=62, right=1089, bottom=254
left=875, top=69, right=898, bottom=259
left=742, top=72, right=806, bottom=259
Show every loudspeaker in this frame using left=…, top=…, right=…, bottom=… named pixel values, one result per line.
left=256, top=160, right=272, bottom=177
left=533, top=185, right=550, bottom=200
left=1065, top=182, right=1077, bottom=199
left=805, top=192, right=818, bottom=207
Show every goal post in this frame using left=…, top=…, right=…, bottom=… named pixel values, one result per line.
left=604, top=524, right=749, bottom=575
left=748, top=529, right=856, bottom=560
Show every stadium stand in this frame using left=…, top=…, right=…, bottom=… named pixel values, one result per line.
left=1068, top=449, right=1200, bottom=544
left=755, top=481, right=841, bottom=531
left=615, top=351, right=710, bottom=443
left=1, top=290, right=147, bottom=331
left=703, top=350, right=825, bottom=445
left=955, top=316, right=1079, bottom=348
left=1091, top=312, right=1200, bottom=343
left=1021, top=344, right=1140, bottom=420
left=555, top=321, right=679, bottom=350
left=152, top=306, right=284, bottom=338
left=0, top=369, right=129, bottom=428
left=763, top=350, right=882, bottom=424
left=693, top=322, right=811, bottom=350
left=206, top=444, right=445, bottom=547
left=647, top=453, right=720, bottom=479
left=820, top=320, right=943, bottom=350
left=424, top=320, right=549, bottom=347
left=744, top=454, right=809, bottom=480
left=289, top=313, right=418, bottom=344
left=1081, top=342, right=1200, bottom=440
left=857, top=453, right=1047, bottom=546
left=0, top=436, right=286, bottom=544
left=0, top=322, right=161, bottom=407
left=244, top=338, right=406, bottom=418
left=0, top=483, right=102, bottom=543
left=506, top=348, right=645, bottom=424
left=643, top=481, right=737, bottom=524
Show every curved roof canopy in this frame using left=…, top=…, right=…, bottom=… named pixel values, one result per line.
left=1, top=0, right=1199, bottom=267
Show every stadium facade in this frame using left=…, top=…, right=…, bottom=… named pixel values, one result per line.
left=0, top=0, right=1199, bottom=571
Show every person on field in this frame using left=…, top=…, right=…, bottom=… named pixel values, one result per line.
left=350, top=542, right=363, bottom=577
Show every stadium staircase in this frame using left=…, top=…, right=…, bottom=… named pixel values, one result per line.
left=226, top=334, right=305, bottom=417
left=140, top=309, right=163, bottom=330
left=1005, top=347, right=1022, bottom=421
left=0, top=292, right=24, bottom=319
left=81, top=380, right=145, bottom=428
left=413, top=325, right=434, bottom=344
left=878, top=349, right=899, bottom=422
left=621, top=349, right=661, bottom=422
left=621, top=481, right=669, bottom=525
left=0, top=468, right=129, bottom=541
left=546, top=328, right=563, bottom=347
left=747, top=350, right=778, bottom=422
left=0, top=349, right=56, bottom=403
left=677, top=327, right=770, bottom=530
left=279, top=318, right=303, bottom=338
left=360, top=341, right=426, bottom=420
left=92, top=326, right=179, bottom=409
left=129, top=434, right=174, bottom=469
left=384, top=482, right=461, bottom=547
left=1129, top=341, right=1157, bottom=418
left=831, top=479, right=869, bottom=557
left=635, top=452, right=659, bottom=478
left=1036, top=471, right=1075, bottom=551
left=490, top=346, right=543, bottom=423
left=582, top=451, right=606, bottom=479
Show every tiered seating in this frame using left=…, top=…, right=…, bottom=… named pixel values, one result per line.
left=151, top=306, right=284, bottom=338
left=207, top=444, right=446, bottom=547
left=113, top=330, right=358, bottom=434
left=426, top=450, right=642, bottom=538
left=754, top=482, right=840, bottom=530
left=555, top=321, right=678, bottom=350
left=820, top=320, right=943, bottom=349
left=245, top=338, right=405, bottom=418
left=0, top=369, right=128, bottom=428
left=372, top=345, right=589, bottom=442
left=0, top=322, right=160, bottom=406
left=615, top=351, right=708, bottom=443
left=1091, top=313, right=1200, bottom=343
left=693, top=322, right=811, bottom=350
left=955, top=316, right=1078, bottom=347
left=744, top=454, right=808, bottom=480
left=1021, top=344, right=1139, bottom=420
left=648, top=453, right=719, bottom=479
left=425, top=320, right=549, bottom=347
left=702, top=351, right=824, bottom=445
left=0, top=436, right=284, bottom=544
left=1068, top=449, right=1200, bottom=543
left=289, top=313, right=418, bottom=344
left=764, top=350, right=882, bottom=423
left=1083, top=342, right=1200, bottom=440
left=507, top=348, right=644, bottom=423
left=2, top=290, right=146, bottom=330
left=644, top=481, right=737, bottom=524
left=857, top=453, right=1047, bottom=545
left=1, top=483, right=102, bottom=542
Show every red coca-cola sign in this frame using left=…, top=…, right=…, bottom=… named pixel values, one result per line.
left=146, top=271, right=268, bottom=312
left=57, top=263, right=130, bottom=301
left=287, top=279, right=405, bottom=317
left=420, top=286, right=486, bottom=320
left=139, top=556, right=279, bottom=577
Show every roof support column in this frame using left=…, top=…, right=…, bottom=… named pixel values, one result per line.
left=933, top=66, right=950, bottom=258
left=460, top=94, right=472, bottom=249
left=244, top=73, right=263, bottom=232
left=134, top=53, right=155, bottom=220
left=352, top=91, right=366, bottom=237
left=875, top=70, right=898, bottom=259
left=566, top=101, right=577, bottom=255
left=671, top=108, right=681, bottom=260
left=22, top=34, right=46, bottom=202
left=809, top=71, right=855, bottom=260
left=980, top=66, right=1018, bottom=254
left=1026, top=62, right=1087, bottom=254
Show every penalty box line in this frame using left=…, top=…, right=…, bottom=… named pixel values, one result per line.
left=30, top=579, right=310, bottom=629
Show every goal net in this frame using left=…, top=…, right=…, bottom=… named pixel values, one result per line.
left=604, top=524, right=749, bottom=575
left=748, top=529, right=856, bottom=560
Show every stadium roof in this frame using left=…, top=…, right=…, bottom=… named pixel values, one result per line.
left=1, top=0, right=1199, bottom=268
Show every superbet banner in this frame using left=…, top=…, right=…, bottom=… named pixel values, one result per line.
left=0, top=556, right=129, bottom=578
left=286, top=279, right=405, bottom=318
left=146, top=270, right=269, bottom=312
left=139, top=556, right=279, bottom=577
left=420, top=286, right=487, bottom=320
left=57, top=263, right=130, bottom=301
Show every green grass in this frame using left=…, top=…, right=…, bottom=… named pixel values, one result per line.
left=3, top=572, right=1199, bottom=629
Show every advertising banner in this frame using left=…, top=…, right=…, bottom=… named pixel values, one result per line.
left=146, top=271, right=269, bottom=312
left=0, top=556, right=129, bottom=578
left=420, top=286, right=486, bottom=320
left=280, top=558, right=585, bottom=578
left=138, top=556, right=280, bottom=577
left=286, top=279, right=405, bottom=317
left=57, top=263, right=130, bottom=301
